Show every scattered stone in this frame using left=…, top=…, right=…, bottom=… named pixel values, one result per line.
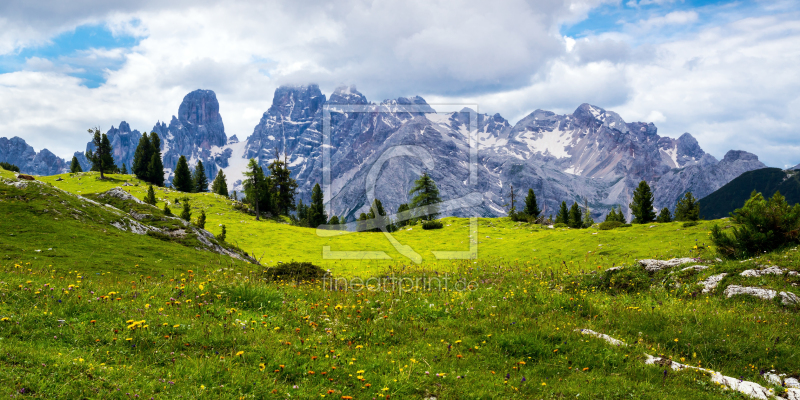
left=763, top=372, right=782, bottom=385
left=680, top=265, right=708, bottom=272
left=699, top=273, right=727, bottom=293
left=605, top=266, right=624, bottom=273
left=786, top=377, right=800, bottom=389
left=723, top=285, right=799, bottom=305
left=575, top=329, right=626, bottom=346
left=96, top=187, right=146, bottom=205
left=122, top=182, right=133, bottom=186
left=740, top=266, right=788, bottom=277
left=638, top=258, right=696, bottom=272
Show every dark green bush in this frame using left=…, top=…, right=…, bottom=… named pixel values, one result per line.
left=577, top=267, right=651, bottom=295
left=712, top=190, right=800, bottom=258
left=682, top=221, right=699, bottom=228
left=263, top=261, right=328, bottom=283
left=0, top=162, right=20, bottom=172
left=552, top=222, right=568, bottom=228
left=422, top=220, right=444, bottom=230
left=598, top=221, right=622, bottom=230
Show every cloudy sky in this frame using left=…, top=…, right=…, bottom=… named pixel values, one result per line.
left=1, top=0, right=798, bottom=167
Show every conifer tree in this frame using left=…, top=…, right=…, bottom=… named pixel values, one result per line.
left=196, top=210, right=206, bottom=229
left=296, top=199, right=309, bottom=225
left=132, top=133, right=152, bottom=180
left=674, top=192, right=700, bottom=221
left=409, top=172, right=442, bottom=221
left=268, top=151, right=298, bottom=216
left=172, top=156, right=194, bottom=192
left=555, top=201, right=569, bottom=224
left=357, top=213, right=368, bottom=232
left=629, top=180, right=656, bottom=224
left=243, top=158, right=271, bottom=220
left=523, top=188, right=541, bottom=218
left=193, top=160, right=209, bottom=192
left=366, top=198, right=387, bottom=232
left=147, top=133, right=165, bottom=186
left=70, top=156, right=83, bottom=173
left=328, top=216, right=340, bottom=225
left=656, top=207, right=673, bottom=223
left=396, top=203, right=411, bottom=227
left=181, top=200, right=192, bottom=222
left=582, top=199, right=594, bottom=228
left=121, top=163, right=128, bottom=174
left=163, top=203, right=173, bottom=216
left=144, top=184, right=157, bottom=205
left=86, top=127, right=115, bottom=179
left=568, top=202, right=583, bottom=228
left=218, top=225, right=226, bottom=242
left=308, top=183, right=327, bottom=227
left=211, top=170, right=229, bottom=196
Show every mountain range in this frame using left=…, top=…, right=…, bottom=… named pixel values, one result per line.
left=0, top=85, right=768, bottom=221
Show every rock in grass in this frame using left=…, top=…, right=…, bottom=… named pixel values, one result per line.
left=575, top=329, right=626, bottom=346
left=740, top=266, right=798, bottom=277
left=638, top=258, right=696, bottom=272
left=699, top=273, right=727, bottom=293
left=97, top=187, right=147, bottom=205
left=723, top=285, right=799, bottom=305
left=680, top=265, right=708, bottom=272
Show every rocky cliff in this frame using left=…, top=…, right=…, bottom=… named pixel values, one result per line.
left=74, top=121, right=142, bottom=172
left=0, top=137, right=67, bottom=175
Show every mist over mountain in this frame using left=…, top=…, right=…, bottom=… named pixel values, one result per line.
left=0, top=86, right=768, bottom=221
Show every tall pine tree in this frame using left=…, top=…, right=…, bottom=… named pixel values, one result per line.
left=243, top=158, right=272, bottom=220
left=366, top=198, right=387, bottom=232
left=308, top=183, right=327, bottom=228
left=211, top=170, right=229, bottom=196
left=144, top=184, right=157, bottom=205
left=409, top=172, right=442, bottom=221
left=523, top=188, right=541, bottom=218
left=148, top=133, right=165, bottom=186
left=132, top=132, right=152, bottom=180
left=630, top=180, right=656, bottom=224
left=268, top=152, right=298, bottom=216
left=173, top=156, right=194, bottom=192
left=674, top=192, right=700, bottom=221
left=568, top=202, right=583, bottom=229
left=193, top=160, right=209, bottom=192
left=656, top=207, right=672, bottom=223
left=86, top=127, right=115, bottom=179
left=555, top=201, right=569, bottom=224
left=70, top=156, right=83, bottom=173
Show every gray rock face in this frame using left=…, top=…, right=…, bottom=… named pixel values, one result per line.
left=152, top=89, right=230, bottom=187
left=0, top=136, right=67, bottom=175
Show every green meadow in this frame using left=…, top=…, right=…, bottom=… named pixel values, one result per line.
left=1, top=170, right=798, bottom=399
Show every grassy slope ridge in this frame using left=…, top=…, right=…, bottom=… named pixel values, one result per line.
left=1, top=169, right=798, bottom=399
left=0, top=169, right=252, bottom=275
left=699, top=168, right=800, bottom=219
left=36, top=171, right=712, bottom=276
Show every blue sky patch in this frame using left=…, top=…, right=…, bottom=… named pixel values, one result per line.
left=0, top=24, right=140, bottom=88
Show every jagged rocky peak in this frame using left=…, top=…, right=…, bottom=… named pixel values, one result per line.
left=721, top=150, right=760, bottom=163
left=268, top=84, right=327, bottom=120
left=0, top=136, right=67, bottom=175
left=177, top=89, right=226, bottom=148
left=676, top=133, right=705, bottom=160
left=227, top=135, right=239, bottom=145
left=329, top=85, right=367, bottom=105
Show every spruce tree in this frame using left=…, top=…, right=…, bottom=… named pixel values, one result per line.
left=181, top=200, right=192, bottom=222
left=357, top=213, right=368, bottom=232
left=196, top=210, right=206, bottom=229
left=132, top=132, right=152, bottom=180
left=523, top=188, right=541, bottom=218
left=674, top=192, right=700, bottom=221
left=163, top=203, right=173, bottom=216
left=296, top=199, right=309, bottom=226
left=147, top=133, right=165, bottom=186
left=144, top=184, right=157, bottom=205
left=172, top=156, right=194, bottom=192
left=193, top=160, right=209, bottom=192
left=409, top=172, right=442, bottom=221
left=121, top=163, right=128, bottom=174
left=268, top=153, right=298, bottom=216
left=629, top=180, right=656, bottom=224
left=568, top=202, right=583, bottom=228
left=218, top=225, right=226, bottom=242
left=397, top=203, right=411, bottom=227
left=243, top=158, right=272, bottom=220
left=555, top=201, right=569, bottom=224
left=308, top=183, right=327, bottom=228
left=582, top=199, right=594, bottom=228
left=211, top=170, right=229, bottom=196
left=86, top=128, right=115, bottom=179
left=366, top=198, right=387, bottom=232
left=70, top=156, right=83, bottom=173
left=328, top=216, right=340, bottom=225
left=656, top=207, right=672, bottom=223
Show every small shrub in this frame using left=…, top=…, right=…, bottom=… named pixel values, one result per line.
left=163, top=204, right=173, bottom=216
left=422, top=220, right=444, bottom=230
left=146, top=230, right=171, bottom=241
left=682, top=221, right=699, bottom=228
left=218, top=225, right=226, bottom=242
left=553, top=222, right=568, bottom=228
left=598, top=221, right=622, bottom=230
left=196, top=210, right=206, bottom=229
left=620, top=223, right=632, bottom=228
left=263, top=261, right=328, bottom=283
left=712, top=190, right=800, bottom=258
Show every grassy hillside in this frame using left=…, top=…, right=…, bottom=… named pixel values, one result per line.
left=2, top=169, right=799, bottom=399
left=37, top=171, right=712, bottom=276
left=0, top=169, right=252, bottom=276
left=699, top=168, right=800, bottom=219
